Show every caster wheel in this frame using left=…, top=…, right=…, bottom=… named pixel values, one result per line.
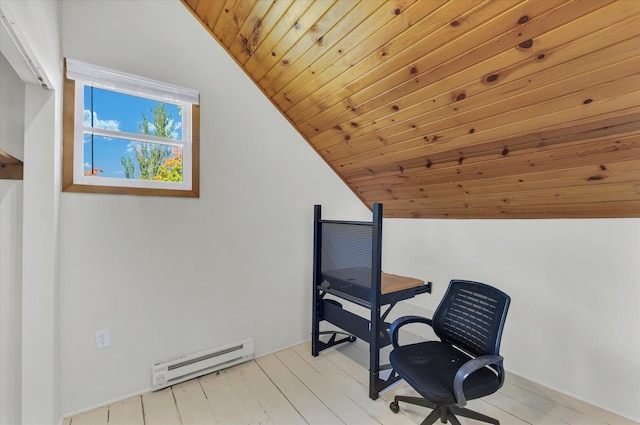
left=389, top=401, right=399, bottom=413
left=348, top=336, right=356, bottom=342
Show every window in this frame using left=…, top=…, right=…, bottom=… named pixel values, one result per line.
left=63, top=58, right=199, bottom=197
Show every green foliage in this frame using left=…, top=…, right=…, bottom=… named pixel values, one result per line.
left=135, top=142, right=168, bottom=180
left=121, top=103, right=182, bottom=182
left=154, top=153, right=183, bottom=182
left=141, top=103, right=174, bottom=138
left=120, top=157, right=135, bottom=179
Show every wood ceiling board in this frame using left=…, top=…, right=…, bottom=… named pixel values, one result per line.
left=234, top=1, right=293, bottom=65
left=287, top=0, right=510, bottom=122
left=213, top=1, right=248, bottom=48
left=266, top=1, right=396, bottom=97
left=383, top=201, right=640, bottom=219
left=382, top=182, right=639, bottom=211
left=313, top=50, right=640, bottom=162
left=259, top=0, right=369, bottom=95
left=247, top=0, right=335, bottom=81
left=293, top=0, right=604, bottom=130
left=274, top=0, right=448, bottom=111
left=256, top=1, right=338, bottom=85
left=306, top=2, right=636, bottom=155
left=359, top=160, right=640, bottom=202
left=196, top=0, right=225, bottom=30
left=227, top=1, right=276, bottom=60
left=181, top=0, right=640, bottom=218
left=307, top=12, right=640, bottom=153
left=351, top=110, right=640, bottom=195
left=351, top=142, right=640, bottom=213
left=332, top=82, right=640, bottom=177
left=347, top=127, right=640, bottom=189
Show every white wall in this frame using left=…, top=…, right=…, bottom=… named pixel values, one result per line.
left=382, top=218, right=640, bottom=422
left=21, top=83, right=62, bottom=425
left=0, top=52, right=24, bottom=425
left=0, top=1, right=64, bottom=423
left=0, top=52, right=24, bottom=158
left=58, top=0, right=368, bottom=415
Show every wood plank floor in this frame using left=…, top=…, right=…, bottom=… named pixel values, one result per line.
left=63, top=341, right=637, bottom=425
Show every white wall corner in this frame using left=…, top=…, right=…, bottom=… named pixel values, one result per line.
left=2, top=0, right=64, bottom=424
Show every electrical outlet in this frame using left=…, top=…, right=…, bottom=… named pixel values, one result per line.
left=96, top=328, right=110, bottom=349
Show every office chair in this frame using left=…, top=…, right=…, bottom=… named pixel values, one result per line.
left=388, top=280, right=510, bottom=425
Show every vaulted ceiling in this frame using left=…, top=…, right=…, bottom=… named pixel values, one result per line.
left=181, top=0, right=640, bottom=218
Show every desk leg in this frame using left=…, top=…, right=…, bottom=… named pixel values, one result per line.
left=369, top=372, right=380, bottom=400
left=369, top=301, right=381, bottom=399
left=312, top=286, right=321, bottom=356
left=371, top=366, right=402, bottom=400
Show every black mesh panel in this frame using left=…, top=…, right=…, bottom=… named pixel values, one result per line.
left=434, top=281, right=508, bottom=356
left=320, top=222, right=372, bottom=289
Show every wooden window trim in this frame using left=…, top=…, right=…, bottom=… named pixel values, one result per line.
left=62, top=65, right=200, bottom=198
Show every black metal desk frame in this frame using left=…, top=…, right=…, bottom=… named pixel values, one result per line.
left=311, top=203, right=431, bottom=400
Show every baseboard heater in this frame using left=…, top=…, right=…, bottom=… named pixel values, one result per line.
left=152, top=338, right=254, bottom=390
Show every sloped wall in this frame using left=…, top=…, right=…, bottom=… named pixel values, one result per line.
left=59, top=0, right=368, bottom=414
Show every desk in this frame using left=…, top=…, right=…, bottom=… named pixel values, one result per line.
left=311, top=204, right=431, bottom=399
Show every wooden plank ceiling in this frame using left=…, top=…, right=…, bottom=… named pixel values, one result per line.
left=181, top=0, right=640, bottom=218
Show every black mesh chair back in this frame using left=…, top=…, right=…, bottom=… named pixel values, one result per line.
left=433, top=280, right=510, bottom=359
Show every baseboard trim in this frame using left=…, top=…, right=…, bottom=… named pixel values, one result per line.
left=61, top=386, right=152, bottom=420
left=505, top=371, right=639, bottom=424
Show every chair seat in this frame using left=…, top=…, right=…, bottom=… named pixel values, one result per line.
left=390, top=341, right=501, bottom=405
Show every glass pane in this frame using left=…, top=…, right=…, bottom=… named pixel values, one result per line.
left=84, top=86, right=183, bottom=140
left=83, top=134, right=183, bottom=182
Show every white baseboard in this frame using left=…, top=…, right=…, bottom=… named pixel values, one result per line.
left=506, top=371, right=639, bottom=424
left=61, top=386, right=152, bottom=420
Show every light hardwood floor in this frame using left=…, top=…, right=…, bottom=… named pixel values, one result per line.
left=63, top=341, right=637, bottom=425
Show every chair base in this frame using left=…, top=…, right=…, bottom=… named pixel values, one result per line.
left=390, top=395, right=499, bottom=425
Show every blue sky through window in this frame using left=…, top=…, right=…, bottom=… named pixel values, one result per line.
left=83, top=86, right=182, bottom=179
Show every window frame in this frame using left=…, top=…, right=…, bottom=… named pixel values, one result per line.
left=62, top=58, right=200, bottom=197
